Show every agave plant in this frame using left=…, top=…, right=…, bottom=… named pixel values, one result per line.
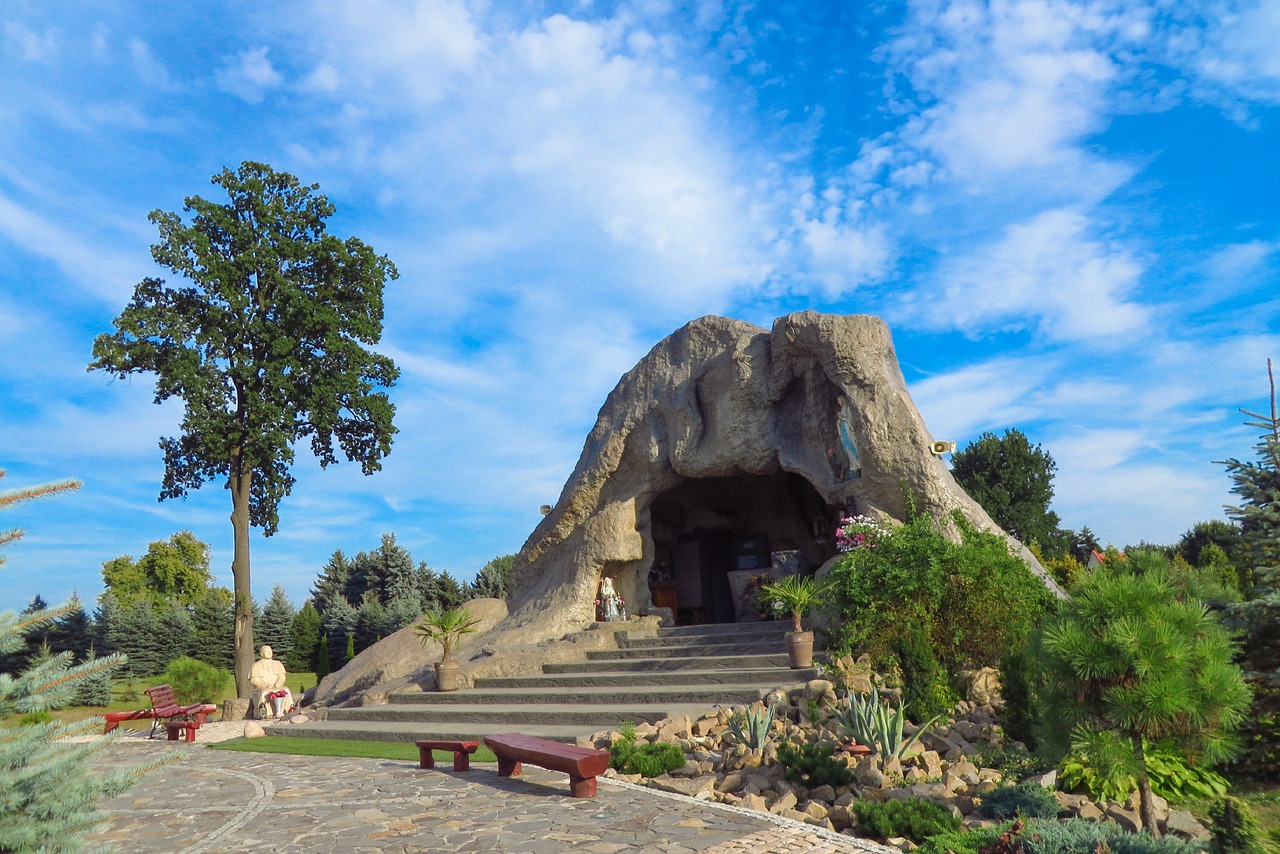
left=833, top=685, right=943, bottom=762
left=725, top=702, right=776, bottom=751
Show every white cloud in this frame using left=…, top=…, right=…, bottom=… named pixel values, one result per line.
left=900, top=208, right=1147, bottom=341
left=910, top=355, right=1057, bottom=439
left=1191, top=0, right=1280, bottom=105
left=216, top=46, right=284, bottom=104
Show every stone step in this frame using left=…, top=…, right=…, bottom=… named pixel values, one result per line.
left=614, top=631, right=789, bottom=650
left=584, top=643, right=780, bottom=660
left=472, top=667, right=817, bottom=689
left=544, top=653, right=796, bottom=673
left=646, top=621, right=792, bottom=639
left=263, top=720, right=592, bottom=744
left=325, top=701, right=712, bottom=727
left=382, top=684, right=772, bottom=707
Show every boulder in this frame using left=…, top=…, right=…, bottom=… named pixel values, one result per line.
left=959, top=667, right=1002, bottom=706
left=243, top=721, right=266, bottom=739
left=1164, top=809, right=1210, bottom=842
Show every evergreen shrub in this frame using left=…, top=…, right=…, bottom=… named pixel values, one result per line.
left=18, top=710, right=53, bottom=726
left=776, top=740, right=853, bottom=789
left=162, top=656, right=230, bottom=704
left=893, top=622, right=955, bottom=722
left=915, top=825, right=1000, bottom=854
left=1208, top=797, right=1267, bottom=854
left=1015, top=818, right=1202, bottom=854
left=852, top=797, right=961, bottom=843
left=609, top=731, right=686, bottom=778
left=979, top=781, right=1060, bottom=820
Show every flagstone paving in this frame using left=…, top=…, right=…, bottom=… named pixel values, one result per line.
left=87, top=737, right=891, bottom=854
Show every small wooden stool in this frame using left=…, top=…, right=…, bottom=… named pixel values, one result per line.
left=415, top=739, right=480, bottom=771
left=163, top=721, right=199, bottom=743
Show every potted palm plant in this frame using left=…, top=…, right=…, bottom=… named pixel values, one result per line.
left=414, top=606, right=481, bottom=691
left=759, top=574, right=830, bottom=668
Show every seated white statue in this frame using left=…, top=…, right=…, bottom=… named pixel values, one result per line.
left=249, top=644, right=293, bottom=718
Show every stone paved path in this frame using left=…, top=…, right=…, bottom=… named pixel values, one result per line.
left=87, top=740, right=891, bottom=853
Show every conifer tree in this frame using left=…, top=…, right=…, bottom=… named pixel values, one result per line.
left=190, top=587, right=234, bottom=670
left=70, top=648, right=115, bottom=707
left=312, top=550, right=352, bottom=622
left=315, top=632, right=331, bottom=680
left=257, top=584, right=295, bottom=662
left=435, top=570, right=466, bottom=610
left=469, top=554, right=515, bottom=600
left=285, top=601, right=321, bottom=673
left=1221, top=359, right=1280, bottom=598
left=0, top=469, right=159, bottom=851
left=321, top=598, right=357, bottom=667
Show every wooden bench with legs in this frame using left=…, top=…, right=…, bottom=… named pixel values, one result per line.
left=102, top=684, right=218, bottom=738
left=415, top=739, right=480, bottom=772
left=483, top=733, right=611, bottom=798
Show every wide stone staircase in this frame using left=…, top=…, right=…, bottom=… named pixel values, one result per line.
left=266, top=620, right=816, bottom=743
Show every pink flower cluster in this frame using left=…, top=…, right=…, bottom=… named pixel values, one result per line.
left=836, top=515, right=887, bottom=552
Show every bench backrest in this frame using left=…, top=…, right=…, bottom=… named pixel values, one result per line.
left=145, top=684, right=181, bottom=715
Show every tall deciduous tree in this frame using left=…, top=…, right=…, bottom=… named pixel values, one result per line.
left=88, top=161, right=400, bottom=696
left=951, top=428, right=1064, bottom=553
left=101, top=530, right=214, bottom=607
left=1038, top=568, right=1251, bottom=835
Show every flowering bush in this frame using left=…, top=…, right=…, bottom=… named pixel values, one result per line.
left=836, top=515, right=889, bottom=552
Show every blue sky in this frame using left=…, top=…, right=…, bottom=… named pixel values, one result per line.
left=2, top=0, right=1278, bottom=614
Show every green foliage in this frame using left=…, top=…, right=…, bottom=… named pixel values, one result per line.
left=916, top=825, right=1000, bottom=854
left=89, top=161, right=401, bottom=693
left=315, top=633, right=331, bottom=680
left=344, top=633, right=355, bottom=664
left=1038, top=565, right=1252, bottom=822
left=979, top=781, right=1061, bottom=820
left=189, top=587, right=234, bottom=670
left=609, top=731, right=686, bottom=777
left=286, top=601, right=322, bottom=673
left=413, top=606, right=481, bottom=661
left=894, top=621, right=955, bottom=722
left=162, top=656, right=231, bottom=705
left=69, top=648, right=114, bottom=707
left=469, top=554, right=515, bottom=600
left=776, top=739, right=853, bottom=788
left=852, top=797, right=961, bottom=843
left=1220, top=360, right=1280, bottom=598
left=1059, top=745, right=1231, bottom=803
left=1223, top=677, right=1280, bottom=783
left=950, top=428, right=1064, bottom=555
left=100, top=530, right=213, bottom=608
left=18, top=710, right=52, bottom=726
left=758, top=573, right=832, bottom=633
left=1209, top=796, right=1268, bottom=854
left=258, top=584, right=295, bottom=662
left=971, top=743, right=1051, bottom=782
left=725, top=702, right=775, bottom=751
left=832, top=685, right=943, bottom=763
left=1014, top=818, right=1204, bottom=854
left=829, top=507, right=1050, bottom=680
left=999, top=647, right=1039, bottom=752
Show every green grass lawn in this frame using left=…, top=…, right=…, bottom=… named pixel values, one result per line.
left=210, top=736, right=498, bottom=764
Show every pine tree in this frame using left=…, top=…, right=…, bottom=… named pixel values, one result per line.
left=49, top=594, right=93, bottom=663
left=354, top=593, right=388, bottom=654
left=469, top=554, right=515, bottom=600
left=321, top=598, right=358, bottom=668
left=435, top=570, right=466, bottom=610
left=0, top=469, right=160, bottom=851
left=1038, top=567, right=1252, bottom=835
left=257, top=584, right=295, bottom=662
left=286, top=601, right=321, bottom=673
left=312, top=550, right=352, bottom=623
left=1221, top=359, right=1280, bottom=598
left=70, top=647, right=115, bottom=707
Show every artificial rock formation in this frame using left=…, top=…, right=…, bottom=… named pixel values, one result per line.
left=502, top=311, right=1061, bottom=640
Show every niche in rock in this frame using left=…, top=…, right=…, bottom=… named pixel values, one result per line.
left=647, top=471, right=838, bottom=626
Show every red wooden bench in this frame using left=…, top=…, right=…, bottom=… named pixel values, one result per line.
left=102, top=684, right=218, bottom=738
left=415, top=739, right=479, bottom=771
left=484, top=733, right=610, bottom=798
left=163, top=721, right=200, bottom=743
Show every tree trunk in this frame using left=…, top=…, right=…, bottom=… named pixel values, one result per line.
left=1133, top=731, right=1160, bottom=837
left=230, top=449, right=255, bottom=699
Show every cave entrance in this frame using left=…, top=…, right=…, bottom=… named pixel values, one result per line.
left=647, top=471, right=837, bottom=626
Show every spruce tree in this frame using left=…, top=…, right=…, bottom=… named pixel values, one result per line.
left=257, top=584, right=294, bottom=662
left=1221, top=359, right=1280, bottom=598
left=0, top=470, right=159, bottom=851
left=190, top=587, right=235, bottom=670
left=469, top=554, right=514, bottom=600
left=315, top=633, right=331, bottom=680
left=321, top=598, right=357, bottom=667
left=285, top=601, right=321, bottom=673
left=311, top=551, right=352, bottom=623
left=70, top=648, right=115, bottom=707
left=436, top=570, right=466, bottom=610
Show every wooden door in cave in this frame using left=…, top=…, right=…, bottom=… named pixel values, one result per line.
left=673, top=531, right=735, bottom=624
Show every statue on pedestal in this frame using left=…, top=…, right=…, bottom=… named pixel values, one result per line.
left=249, top=645, right=293, bottom=718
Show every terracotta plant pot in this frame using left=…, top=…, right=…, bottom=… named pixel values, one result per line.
left=435, top=658, right=460, bottom=692
left=786, top=630, right=814, bottom=668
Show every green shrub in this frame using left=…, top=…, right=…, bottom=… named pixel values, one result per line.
left=609, top=731, right=686, bottom=778
left=18, top=710, right=53, bottom=727
left=161, top=655, right=231, bottom=705
left=1208, top=797, right=1267, bottom=854
left=916, top=825, right=1001, bottom=854
left=999, top=646, right=1039, bottom=752
left=1016, top=818, right=1203, bottom=854
left=852, top=797, right=961, bottom=843
left=776, top=740, right=853, bottom=789
left=971, top=743, right=1051, bottom=783
left=979, top=781, right=1060, bottom=820
left=1059, top=745, right=1230, bottom=804
left=894, top=622, right=955, bottom=722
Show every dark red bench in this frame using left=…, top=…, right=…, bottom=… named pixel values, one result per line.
left=484, top=733, right=610, bottom=798
left=163, top=720, right=200, bottom=743
left=102, top=684, right=218, bottom=738
left=415, top=739, right=479, bottom=771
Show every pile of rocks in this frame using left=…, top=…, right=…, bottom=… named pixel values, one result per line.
left=579, top=672, right=1209, bottom=849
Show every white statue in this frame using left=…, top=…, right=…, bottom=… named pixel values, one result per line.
left=599, top=577, right=623, bottom=622
left=249, top=645, right=293, bottom=718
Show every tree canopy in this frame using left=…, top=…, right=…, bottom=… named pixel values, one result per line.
left=88, top=161, right=400, bottom=695
left=100, top=530, right=213, bottom=607
left=950, top=428, right=1064, bottom=553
